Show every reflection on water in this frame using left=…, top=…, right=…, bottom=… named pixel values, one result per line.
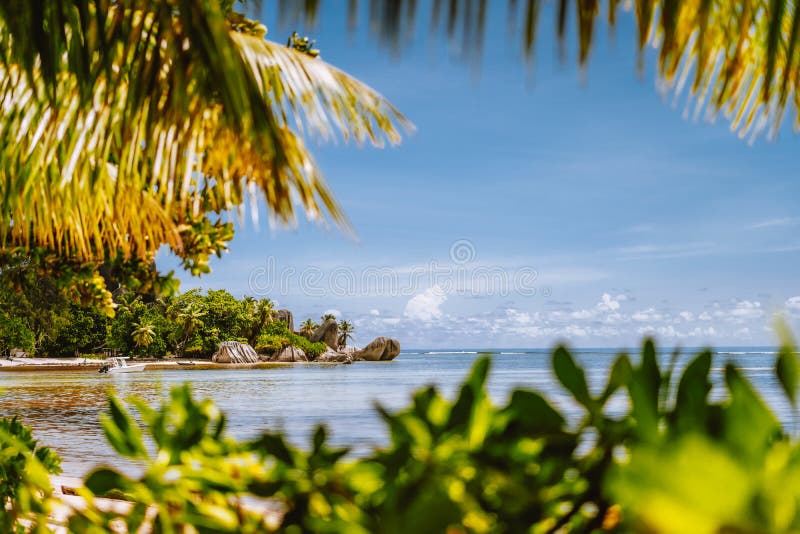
left=0, top=349, right=792, bottom=476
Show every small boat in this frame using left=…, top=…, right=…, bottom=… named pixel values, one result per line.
left=176, top=361, right=196, bottom=366
left=98, top=357, right=147, bottom=374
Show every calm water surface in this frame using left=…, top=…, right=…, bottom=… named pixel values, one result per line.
left=0, top=348, right=791, bottom=476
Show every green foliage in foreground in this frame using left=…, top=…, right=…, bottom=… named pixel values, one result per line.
left=0, top=417, right=61, bottom=532
left=4, top=338, right=800, bottom=532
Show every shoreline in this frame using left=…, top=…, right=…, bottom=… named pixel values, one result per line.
left=0, top=358, right=361, bottom=372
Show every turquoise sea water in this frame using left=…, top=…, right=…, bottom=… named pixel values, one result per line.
left=0, top=347, right=791, bottom=477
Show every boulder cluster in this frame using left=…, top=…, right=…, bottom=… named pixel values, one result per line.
left=212, top=309, right=401, bottom=364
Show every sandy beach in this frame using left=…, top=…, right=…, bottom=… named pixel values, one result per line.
left=0, top=357, right=347, bottom=372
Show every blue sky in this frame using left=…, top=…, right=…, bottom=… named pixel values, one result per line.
left=160, top=3, right=800, bottom=348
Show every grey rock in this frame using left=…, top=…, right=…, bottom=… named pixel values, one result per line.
left=275, top=309, right=294, bottom=332
left=317, top=349, right=353, bottom=364
left=213, top=341, right=259, bottom=364
left=353, top=337, right=401, bottom=362
left=310, top=318, right=339, bottom=349
left=274, top=345, right=308, bottom=363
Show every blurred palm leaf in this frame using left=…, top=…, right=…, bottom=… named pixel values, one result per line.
left=278, top=0, right=800, bottom=140
left=0, top=1, right=410, bottom=265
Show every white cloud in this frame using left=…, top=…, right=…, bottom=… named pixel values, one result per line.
left=632, top=308, right=662, bottom=322
left=786, top=296, right=800, bottom=316
left=597, top=293, right=624, bottom=312
left=750, top=217, right=799, bottom=229
left=563, top=325, right=588, bottom=337
left=404, top=286, right=447, bottom=322
left=688, top=326, right=717, bottom=337
left=734, top=327, right=752, bottom=338
left=658, top=325, right=678, bottom=338
left=347, top=291, right=780, bottom=348
left=505, top=308, right=532, bottom=324
left=729, top=300, right=763, bottom=320
left=323, top=309, right=341, bottom=318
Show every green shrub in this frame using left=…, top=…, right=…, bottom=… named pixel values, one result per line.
left=255, top=321, right=327, bottom=358
left=288, top=334, right=327, bottom=358
left=182, top=344, right=206, bottom=359
left=0, top=315, right=34, bottom=356
left=0, top=417, right=61, bottom=531
left=40, top=303, right=108, bottom=357
left=254, top=333, right=290, bottom=353
left=8, top=335, right=800, bottom=532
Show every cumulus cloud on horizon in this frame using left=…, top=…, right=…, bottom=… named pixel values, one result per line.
left=350, top=291, right=800, bottom=348
left=404, top=286, right=447, bottom=322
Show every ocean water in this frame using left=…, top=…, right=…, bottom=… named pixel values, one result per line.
left=0, top=347, right=791, bottom=477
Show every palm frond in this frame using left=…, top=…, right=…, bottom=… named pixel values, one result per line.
left=0, top=1, right=411, bottom=266
left=277, top=0, right=800, bottom=140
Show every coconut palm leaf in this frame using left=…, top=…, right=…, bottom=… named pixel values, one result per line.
left=132, top=320, right=156, bottom=348
left=0, top=1, right=411, bottom=268
left=278, top=0, right=800, bottom=140
left=300, top=317, right=317, bottom=335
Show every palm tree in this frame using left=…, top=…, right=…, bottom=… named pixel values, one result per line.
left=0, top=3, right=410, bottom=307
left=338, top=320, right=355, bottom=350
left=131, top=321, right=156, bottom=356
left=247, top=298, right=275, bottom=344
left=176, top=305, right=206, bottom=357
left=321, top=313, right=337, bottom=323
left=278, top=0, right=800, bottom=141
left=5, top=1, right=797, bottom=309
left=256, top=299, right=276, bottom=325
left=114, top=293, right=141, bottom=316
left=300, top=318, right=318, bottom=336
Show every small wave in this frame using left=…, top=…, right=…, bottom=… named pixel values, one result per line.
left=424, top=351, right=479, bottom=355
left=717, top=351, right=779, bottom=355
left=713, top=366, right=773, bottom=371
left=499, top=352, right=527, bottom=355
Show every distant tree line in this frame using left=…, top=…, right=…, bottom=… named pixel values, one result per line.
left=0, top=283, right=354, bottom=359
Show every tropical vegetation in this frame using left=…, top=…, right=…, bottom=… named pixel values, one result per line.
left=0, top=282, right=335, bottom=359
left=338, top=320, right=355, bottom=349
left=299, top=318, right=318, bottom=337
left=3, top=336, right=800, bottom=532
left=1, top=2, right=799, bottom=531
left=1, top=0, right=798, bottom=310
left=0, top=1, right=410, bottom=314
left=255, top=322, right=328, bottom=359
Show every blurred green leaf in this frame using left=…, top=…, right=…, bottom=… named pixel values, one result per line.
left=628, top=338, right=662, bottom=441
left=776, top=321, right=799, bottom=406
left=672, top=351, right=712, bottom=433
left=447, top=356, right=490, bottom=430
left=100, top=393, right=147, bottom=459
left=724, top=364, right=781, bottom=465
left=599, top=353, right=632, bottom=405
left=776, top=347, right=799, bottom=407
left=85, top=468, right=128, bottom=496
left=502, top=390, right=565, bottom=434
left=552, top=346, right=595, bottom=412
left=608, top=435, right=753, bottom=534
